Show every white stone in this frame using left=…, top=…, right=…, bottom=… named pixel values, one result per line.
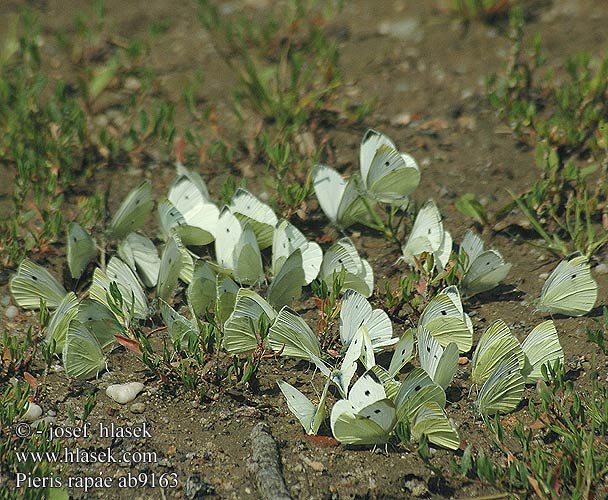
left=106, top=382, right=144, bottom=404
left=5, top=305, right=18, bottom=319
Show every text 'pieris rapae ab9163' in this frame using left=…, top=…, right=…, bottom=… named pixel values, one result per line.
left=458, top=230, right=511, bottom=297
left=359, top=129, right=421, bottom=205
left=537, top=251, right=598, bottom=317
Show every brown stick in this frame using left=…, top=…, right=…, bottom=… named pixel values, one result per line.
left=248, top=422, right=292, bottom=500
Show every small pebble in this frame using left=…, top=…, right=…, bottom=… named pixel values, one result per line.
left=5, top=305, right=18, bottom=319
left=130, top=402, right=146, bottom=414
left=106, top=382, right=144, bottom=404
left=0, top=296, right=11, bottom=306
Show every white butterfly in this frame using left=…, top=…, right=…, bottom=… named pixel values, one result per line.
left=267, top=249, right=305, bottom=309
left=359, top=129, right=420, bottom=204
left=62, top=321, right=107, bottom=380
left=230, top=188, right=277, bottom=250
left=108, top=180, right=153, bottom=240
left=213, top=207, right=264, bottom=285
left=410, top=401, right=460, bottom=450
left=223, top=289, right=277, bottom=355
left=158, top=198, right=215, bottom=247
left=89, top=257, right=149, bottom=321
left=159, top=299, right=200, bottom=345
left=538, top=252, right=598, bottom=316
left=394, top=367, right=446, bottom=424
left=330, top=372, right=397, bottom=445
left=319, top=238, right=374, bottom=297
left=417, top=326, right=458, bottom=390
left=168, top=166, right=218, bottom=244
left=267, top=307, right=321, bottom=361
left=339, top=289, right=396, bottom=353
left=272, top=220, right=322, bottom=285
left=475, top=353, right=524, bottom=416
left=66, top=222, right=96, bottom=280
left=45, top=292, right=79, bottom=353
left=459, top=230, right=511, bottom=297
left=313, top=164, right=368, bottom=229
left=156, top=235, right=183, bottom=301
left=521, top=320, right=563, bottom=383
left=471, top=319, right=524, bottom=386
left=401, top=200, right=451, bottom=270
left=118, top=232, right=160, bottom=288
left=418, top=285, right=473, bottom=353
left=76, top=299, right=122, bottom=352
left=367, top=330, right=416, bottom=401
left=278, top=379, right=329, bottom=435
left=10, top=258, right=67, bottom=310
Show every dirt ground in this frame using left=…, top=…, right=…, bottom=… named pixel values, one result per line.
left=1, top=0, right=608, bottom=499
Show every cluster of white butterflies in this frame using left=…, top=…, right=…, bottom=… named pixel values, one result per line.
left=277, top=287, right=566, bottom=448
left=313, top=129, right=421, bottom=229
left=6, top=129, right=601, bottom=452
left=8, top=163, right=379, bottom=380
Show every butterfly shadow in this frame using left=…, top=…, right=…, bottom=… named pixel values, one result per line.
left=543, top=304, right=606, bottom=320
left=466, top=284, right=525, bottom=305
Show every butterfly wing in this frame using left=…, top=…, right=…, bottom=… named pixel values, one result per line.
left=339, top=289, right=372, bottom=347
left=233, top=227, right=264, bottom=286
left=419, top=288, right=473, bottom=353
left=272, top=220, right=322, bottom=285
left=388, top=329, right=415, bottom=377
left=230, top=188, right=277, bottom=250
left=66, top=222, right=97, bottom=279
left=476, top=353, right=524, bottom=415
left=395, top=368, right=446, bottom=423
left=313, top=164, right=346, bottom=226
left=471, top=319, right=524, bottom=385
left=417, top=327, right=458, bottom=389
left=118, top=233, right=160, bottom=288
left=45, top=292, right=79, bottom=353
left=411, top=401, right=460, bottom=450
left=10, top=258, right=67, bottom=310
left=538, top=252, right=597, bottom=316
left=62, top=321, right=106, bottom=380
left=214, top=207, right=243, bottom=272
left=401, top=200, right=443, bottom=264
left=267, top=249, right=305, bottom=309
left=366, top=145, right=420, bottom=203
left=187, top=262, right=218, bottom=318
left=461, top=250, right=511, bottom=297
left=267, top=307, right=321, bottom=360
left=108, top=181, right=152, bottom=240
left=521, top=320, right=564, bottom=382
